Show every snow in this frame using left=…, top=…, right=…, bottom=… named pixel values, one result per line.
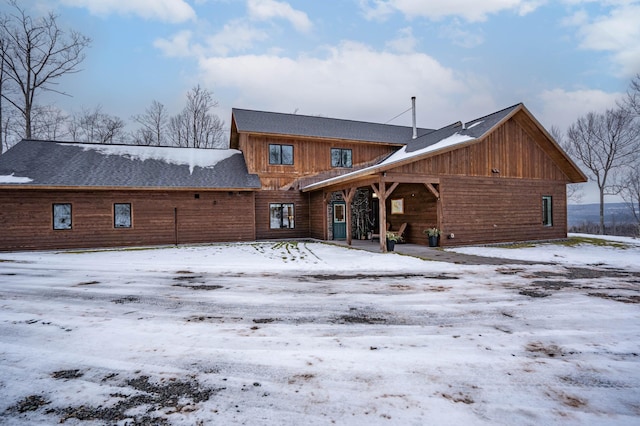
left=448, top=233, right=640, bottom=270
left=0, top=173, right=33, bottom=184
left=381, top=132, right=474, bottom=165
left=466, top=120, right=484, bottom=129
left=304, top=132, right=475, bottom=190
left=1, top=238, right=639, bottom=425
left=71, top=143, right=240, bottom=174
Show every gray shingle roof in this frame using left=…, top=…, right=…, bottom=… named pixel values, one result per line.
left=405, top=103, right=521, bottom=153
left=232, top=108, right=434, bottom=144
left=0, top=140, right=261, bottom=189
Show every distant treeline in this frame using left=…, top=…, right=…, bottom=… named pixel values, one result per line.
left=568, top=203, right=639, bottom=237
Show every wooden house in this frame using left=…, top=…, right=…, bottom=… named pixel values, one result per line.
left=0, top=103, right=587, bottom=251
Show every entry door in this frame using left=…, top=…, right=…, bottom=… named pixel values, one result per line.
left=333, top=202, right=347, bottom=240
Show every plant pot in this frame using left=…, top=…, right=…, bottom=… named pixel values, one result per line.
left=386, top=239, right=396, bottom=251
left=428, top=235, right=438, bottom=247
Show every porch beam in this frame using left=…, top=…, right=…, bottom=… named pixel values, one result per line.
left=384, top=182, right=399, bottom=198
left=383, top=173, right=440, bottom=184
left=424, top=182, right=440, bottom=199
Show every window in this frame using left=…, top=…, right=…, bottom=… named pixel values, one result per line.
left=269, top=144, right=294, bottom=165
left=270, top=203, right=295, bottom=229
left=114, top=203, right=132, bottom=228
left=53, top=203, right=72, bottom=230
left=331, top=148, right=352, bottom=168
left=542, top=196, right=553, bottom=226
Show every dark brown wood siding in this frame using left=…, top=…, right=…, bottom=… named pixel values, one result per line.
left=383, top=183, right=438, bottom=244
left=255, top=190, right=310, bottom=240
left=0, top=189, right=256, bottom=251
left=239, top=133, right=398, bottom=190
left=438, top=176, right=567, bottom=246
left=309, top=191, right=326, bottom=240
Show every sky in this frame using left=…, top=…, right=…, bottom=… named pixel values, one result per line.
left=4, top=0, right=640, bottom=202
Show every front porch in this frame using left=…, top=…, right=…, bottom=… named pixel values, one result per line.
left=313, top=175, right=443, bottom=252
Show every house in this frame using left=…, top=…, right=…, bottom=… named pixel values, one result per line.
left=0, top=103, right=587, bottom=252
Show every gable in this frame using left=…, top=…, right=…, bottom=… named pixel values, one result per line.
left=390, top=115, right=575, bottom=181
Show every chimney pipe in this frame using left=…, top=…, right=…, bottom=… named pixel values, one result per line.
left=411, top=96, right=417, bottom=139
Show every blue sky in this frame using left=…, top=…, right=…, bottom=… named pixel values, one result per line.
left=6, top=1, right=638, bottom=157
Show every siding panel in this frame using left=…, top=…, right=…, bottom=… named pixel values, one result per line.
left=0, top=189, right=256, bottom=251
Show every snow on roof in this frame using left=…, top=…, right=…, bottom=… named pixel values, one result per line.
left=380, top=132, right=475, bottom=165
left=73, top=143, right=239, bottom=175
left=302, top=132, right=475, bottom=190
left=0, top=173, right=33, bottom=184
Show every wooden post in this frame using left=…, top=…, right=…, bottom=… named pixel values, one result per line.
left=342, top=187, right=356, bottom=246
left=378, top=180, right=387, bottom=252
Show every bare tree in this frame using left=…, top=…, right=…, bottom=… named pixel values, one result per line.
left=131, top=100, right=168, bottom=146
left=29, top=104, right=68, bottom=140
left=619, top=164, right=640, bottom=236
left=69, top=105, right=126, bottom=144
left=550, top=125, right=583, bottom=203
left=168, top=85, right=225, bottom=148
left=566, top=108, right=640, bottom=234
left=0, top=1, right=91, bottom=139
left=620, top=73, right=640, bottom=117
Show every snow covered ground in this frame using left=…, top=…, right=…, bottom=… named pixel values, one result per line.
left=0, top=238, right=639, bottom=425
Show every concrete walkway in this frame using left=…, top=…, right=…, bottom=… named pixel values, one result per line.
left=330, top=239, right=545, bottom=265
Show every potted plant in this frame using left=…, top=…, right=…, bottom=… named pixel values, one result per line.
left=386, top=231, right=399, bottom=251
left=424, top=227, right=441, bottom=247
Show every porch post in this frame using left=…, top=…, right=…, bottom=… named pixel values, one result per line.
left=378, top=180, right=387, bottom=252
left=342, top=187, right=356, bottom=246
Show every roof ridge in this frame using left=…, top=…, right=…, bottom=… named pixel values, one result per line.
left=464, top=103, right=522, bottom=125
left=232, top=107, right=433, bottom=131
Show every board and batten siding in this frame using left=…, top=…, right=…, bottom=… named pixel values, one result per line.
left=394, top=117, right=571, bottom=182
left=0, top=189, right=256, bottom=251
left=238, top=133, right=399, bottom=190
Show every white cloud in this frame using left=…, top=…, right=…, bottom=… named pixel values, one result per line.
left=438, top=19, right=484, bottom=48
left=60, top=0, right=196, bottom=23
left=359, top=0, right=543, bottom=22
left=205, top=20, right=269, bottom=56
left=153, top=30, right=197, bottom=57
left=197, top=41, right=496, bottom=128
left=247, top=0, right=312, bottom=33
left=537, top=88, right=621, bottom=130
left=565, top=3, right=640, bottom=77
left=385, top=27, right=418, bottom=53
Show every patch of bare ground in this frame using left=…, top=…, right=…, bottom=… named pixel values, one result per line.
left=51, top=374, right=221, bottom=424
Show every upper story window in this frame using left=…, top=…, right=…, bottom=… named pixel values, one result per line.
left=53, top=203, right=72, bottom=230
left=542, top=195, right=553, bottom=226
left=331, top=148, right=352, bottom=168
left=269, top=144, right=294, bottom=165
